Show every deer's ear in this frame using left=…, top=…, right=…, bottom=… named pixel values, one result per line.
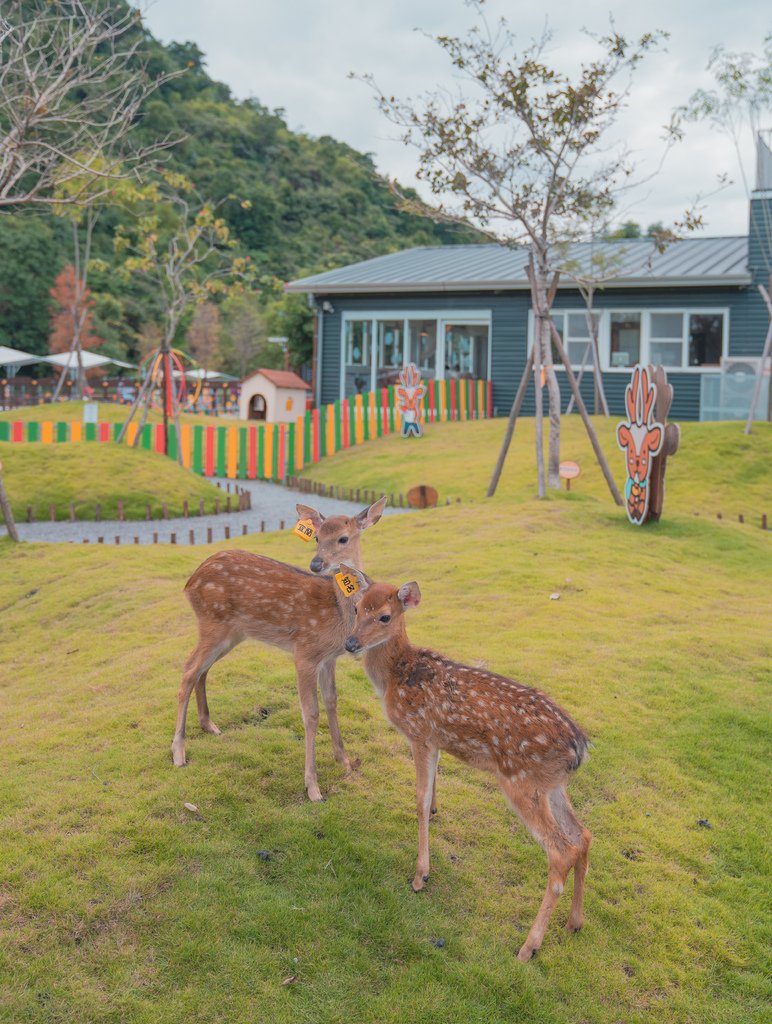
left=617, top=424, right=631, bottom=448
left=356, top=496, right=387, bottom=531
left=397, top=581, right=421, bottom=611
left=296, top=504, right=325, bottom=530
left=339, top=564, right=371, bottom=591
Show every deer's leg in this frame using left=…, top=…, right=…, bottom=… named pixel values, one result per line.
left=549, top=787, right=592, bottom=933
left=317, top=658, right=353, bottom=773
left=410, top=741, right=440, bottom=892
left=295, top=655, right=323, bottom=802
left=195, top=670, right=221, bottom=735
left=498, top=777, right=580, bottom=962
left=431, top=754, right=439, bottom=815
left=172, top=631, right=237, bottom=767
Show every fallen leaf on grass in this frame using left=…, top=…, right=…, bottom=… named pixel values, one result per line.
left=281, top=975, right=298, bottom=986
left=184, top=803, right=199, bottom=814
left=549, top=592, right=561, bottom=601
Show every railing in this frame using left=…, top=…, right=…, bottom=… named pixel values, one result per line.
left=0, top=378, right=492, bottom=481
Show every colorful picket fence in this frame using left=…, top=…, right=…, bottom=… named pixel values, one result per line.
left=0, top=379, right=492, bottom=481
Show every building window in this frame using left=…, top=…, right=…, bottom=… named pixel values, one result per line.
left=444, top=323, right=489, bottom=378
left=649, top=312, right=684, bottom=367
left=688, top=313, right=724, bottom=367
left=344, top=320, right=372, bottom=394
left=610, top=312, right=642, bottom=368
left=408, top=320, right=437, bottom=375
left=546, top=311, right=602, bottom=368
left=376, top=320, right=403, bottom=387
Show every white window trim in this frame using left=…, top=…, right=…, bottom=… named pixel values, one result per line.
left=527, top=307, right=730, bottom=373
left=340, top=310, right=492, bottom=398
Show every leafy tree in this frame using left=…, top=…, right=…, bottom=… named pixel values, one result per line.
left=48, top=264, right=103, bottom=355
left=0, top=214, right=65, bottom=355
left=606, top=221, right=643, bottom=239
left=358, top=2, right=667, bottom=497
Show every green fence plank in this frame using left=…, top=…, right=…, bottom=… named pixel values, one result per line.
left=257, top=424, right=265, bottom=480
left=268, top=428, right=278, bottom=483
left=319, top=407, right=327, bottom=459
left=84, top=422, right=96, bottom=442
left=27, top=422, right=40, bottom=442
left=141, top=424, right=152, bottom=449
left=215, top=426, right=227, bottom=476
left=0, top=422, right=8, bottom=442
left=192, top=426, right=203, bottom=473
left=167, top=424, right=178, bottom=462
left=349, top=398, right=356, bottom=447
left=388, top=385, right=396, bottom=433
left=287, top=422, right=296, bottom=477
left=56, top=422, right=68, bottom=442
left=112, top=422, right=122, bottom=441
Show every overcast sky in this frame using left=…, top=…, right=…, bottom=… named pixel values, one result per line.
left=143, top=0, right=770, bottom=237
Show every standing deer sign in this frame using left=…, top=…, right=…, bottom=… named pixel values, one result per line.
left=396, top=363, right=425, bottom=438
left=616, top=365, right=680, bottom=526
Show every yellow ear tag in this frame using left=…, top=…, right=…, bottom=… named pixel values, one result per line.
left=335, top=571, right=360, bottom=597
left=293, top=518, right=316, bottom=542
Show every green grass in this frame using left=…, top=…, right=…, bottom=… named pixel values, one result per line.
left=0, top=400, right=230, bottom=425
left=301, top=416, right=772, bottom=521
left=0, top=444, right=222, bottom=521
left=0, top=419, right=770, bottom=1022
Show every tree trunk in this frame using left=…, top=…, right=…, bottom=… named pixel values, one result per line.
left=0, top=473, right=20, bottom=542
left=532, top=251, right=560, bottom=488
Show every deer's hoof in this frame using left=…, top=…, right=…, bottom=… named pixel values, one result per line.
left=201, top=721, right=221, bottom=736
left=566, top=917, right=584, bottom=934
left=410, top=873, right=429, bottom=892
left=517, top=944, right=538, bottom=963
left=431, top=806, right=438, bottom=815
left=171, top=745, right=187, bottom=768
left=307, top=785, right=324, bottom=803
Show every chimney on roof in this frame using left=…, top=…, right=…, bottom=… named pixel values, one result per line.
left=749, top=132, right=772, bottom=280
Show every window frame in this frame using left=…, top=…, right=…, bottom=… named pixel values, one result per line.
left=339, top=310, right=492, bottom=398
left=527, top=306, right=730, bottom=373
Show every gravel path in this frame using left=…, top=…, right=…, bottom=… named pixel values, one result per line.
left=0, top=478, right=408, bottom=545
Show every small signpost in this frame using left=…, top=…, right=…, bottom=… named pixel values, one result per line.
left=83, top=402, right=99, bottom=424
left=559, top=460, right=581, bottom=491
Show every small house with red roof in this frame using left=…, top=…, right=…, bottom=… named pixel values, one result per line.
left=238, top=368, right=311, bottom=423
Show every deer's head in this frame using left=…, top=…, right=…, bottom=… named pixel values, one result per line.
left=343, top=571, right=421, bottom=654
left=616, top=367, right=663, bottom=485
left=297, top=497, right=387, bottom=576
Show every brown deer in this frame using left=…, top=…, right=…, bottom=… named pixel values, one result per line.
left=343, top=569, right=591, bottom=961
left=172, top=498, right=387, bottom=801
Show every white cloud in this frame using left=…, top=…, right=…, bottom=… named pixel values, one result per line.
left=143, top=0, right=770, bottom=235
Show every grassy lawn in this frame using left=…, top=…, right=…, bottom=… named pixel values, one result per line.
left=0, top=420, right=770, bottom=1023
left=0, top=444, right=222, bottom=521
left=0, top=400, right=233, bottom=425
left=300, top=416, right=772, bottom=522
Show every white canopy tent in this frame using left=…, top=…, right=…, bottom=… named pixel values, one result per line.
left=0, top=344, right=41, bottom=369
left=44, top=351, right=135, bottom=370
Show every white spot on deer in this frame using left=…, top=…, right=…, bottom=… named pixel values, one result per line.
left=519, top=740, right=529, bottom=751
left=535, top=734, right=547, bottom=745
left=552, top=881, right=564, bottom=896
left=309, top=618, right=317, bottom=626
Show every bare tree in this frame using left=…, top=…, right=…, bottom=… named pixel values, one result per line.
left=0, top=0, right=181, bottom=210
left=221, top=294, right=266, bottom=379
left=680, top=36, right=772, bottom=430
left=187, top=302, right=221, bottom=371
left=357, top=3, right=674, bottom=498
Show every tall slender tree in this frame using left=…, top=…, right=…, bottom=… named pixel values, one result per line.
left=357, top=2, right=676, bottom=497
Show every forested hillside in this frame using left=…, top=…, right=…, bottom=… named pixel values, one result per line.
left=0, top=13, right=478, bottom=370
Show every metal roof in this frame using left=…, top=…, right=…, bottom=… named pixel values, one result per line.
left=286, top=236, right=751, bottom=294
